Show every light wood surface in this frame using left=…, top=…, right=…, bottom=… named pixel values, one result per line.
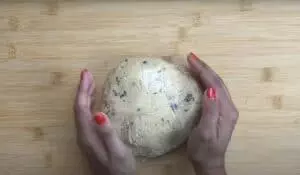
left=1, top=1, right=300, bottom=175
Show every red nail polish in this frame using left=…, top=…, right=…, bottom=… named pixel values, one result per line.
left=207, top=88, right=216, bottom=100
left=80, top=69, right=88, bottom=80
left=95, top=112, right=107, bottom=125
left=189, top=52, right=199, bottom=60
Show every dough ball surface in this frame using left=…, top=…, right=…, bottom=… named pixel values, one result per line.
left=101, top=57, right=202, bottom=157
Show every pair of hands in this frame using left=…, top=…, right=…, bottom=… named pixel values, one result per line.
left=74, top=53, right=239, bottom=175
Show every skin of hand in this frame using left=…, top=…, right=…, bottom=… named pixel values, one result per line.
left=74, top=69, right=136, bottom=175
left=186, top=53, right=239, bottom=175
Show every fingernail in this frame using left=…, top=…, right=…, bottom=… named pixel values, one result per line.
left=207, top=88, right=216, bottom=100
left=80, top=69, right=88, bottom=80
left=95, top=112, right=107, bottom=125
left=189, top=52, right=199, bottom=60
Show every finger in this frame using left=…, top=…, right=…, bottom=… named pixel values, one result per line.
left=87, top=71, right=96, bottom=112
left=187, top=52, right=217, bottom=89
left=79, top=69, right=90, bottom=92
left=90, top=88, right=96, bottom=113
left=74, top=69, right=94, bottom=128
left=86, top=70, right=95, bottom=96
left=93, top=112, right=129, bottom=158
left=187, top=52, right=232, bottom=100
left=76, top=69, right=90, bottom=111
left=197, top=88, right=220, bottom=137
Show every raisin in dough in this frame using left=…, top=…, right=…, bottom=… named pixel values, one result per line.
left=101, top=57, right=202, bottom=157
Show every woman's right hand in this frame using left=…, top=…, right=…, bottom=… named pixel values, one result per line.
left=186, top=53, right=239, bottom=175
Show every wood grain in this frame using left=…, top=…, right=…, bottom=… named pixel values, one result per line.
left=1, top=1, right=300, bottom=175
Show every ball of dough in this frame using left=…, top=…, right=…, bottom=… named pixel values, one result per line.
left=101, top=57, right=202, bottom=157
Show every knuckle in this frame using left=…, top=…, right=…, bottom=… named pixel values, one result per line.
left=114, top=152, right=128, bottom=161
left=231, top=106, right=239, bottom=117
left=200, top=130, right=213, bottom=141
left=229, top=109, right=239, bottom=124
left=233, top=108, right=239, bottom=117
left=76, top=92, right=89, bottom=104
left=74, top=103, right=90, bottom=116
left=214, top=76, right=223, bottom=87
left=77, top=100, right=89, bottom=110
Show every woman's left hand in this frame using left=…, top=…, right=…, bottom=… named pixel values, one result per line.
left=74, top=69, right=136, bottom=175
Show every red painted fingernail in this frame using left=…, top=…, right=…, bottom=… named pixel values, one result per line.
left=80, top=69, right=88, bottom=80
left=207, top=88, right=216, bottom=100
left=95, top=112, right=107, bottom=125
left=189, top=52, right=199, bottom=60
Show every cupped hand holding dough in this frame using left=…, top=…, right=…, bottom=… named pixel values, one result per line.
left=101, top=57, right=202, bottom=157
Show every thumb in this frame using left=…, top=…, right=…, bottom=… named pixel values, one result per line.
left=94, top=112, right=114, bottom=135
left=198, top=88, right=219, bottom=131
left=93, top=112, right=129, bottom=157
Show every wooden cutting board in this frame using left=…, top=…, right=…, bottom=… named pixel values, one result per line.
left=1, top=1, right=300, bottom=175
